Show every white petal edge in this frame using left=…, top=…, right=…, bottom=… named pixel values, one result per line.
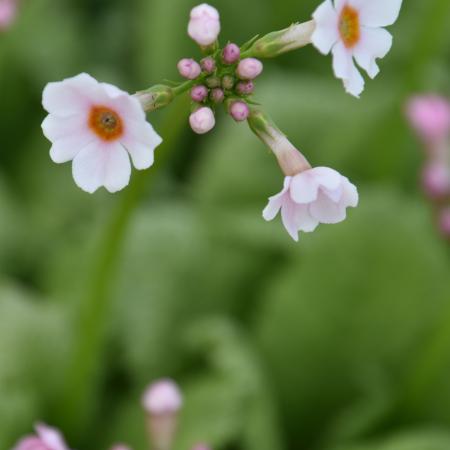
left=352, top=0, right=403, bottom=27
left=311, top=0, right=339, bottom=55
left=281, top=198, right=300, bottom=241
left=343, top=58, right=365, bottom=98
left=50, top=132, right=95, bottom=164
left=262, top=177, right=292, bottom=221
left=309, top=191, right=347, bottom=224
left=103, top=144, right=132, bottom=193
left=72, top=142, right=108, bottom=193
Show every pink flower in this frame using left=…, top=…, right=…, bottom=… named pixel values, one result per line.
left=42, top=73, right=162, bottom=193
left=236, top=58, right=263, bottom=80
left=407, top=95, right=450, bottom=143
left=0, top=0, right=17, bottom=30
left=141, top=379, right=183, bottom=415
left=188, top=4, right=220, bottom=47
left=422, top=162, right=450, bottom=199
left=177, top=58, right=202, bottom=80
left=263, top=168, right=359, bottom=241
left=311, top=0, right=403, bottom=97
left=189, top=107, right=216, bottom=134
left=13, top=423, right=70, bottom=450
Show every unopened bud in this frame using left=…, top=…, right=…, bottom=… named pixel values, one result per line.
left=210, top=88, right=224, bottom=104
left=222, top=43, right=240, bottom=64
left=188, top=3, right=220, bottom=47
left=221, top=75, right=235, bottom=91
left=177, top=58, right=202, bottom=80
left=201, top=56, right=216, bottom=73
left=236, top=58, right=263, bottom=80
left=189, top=107, right=216, bottom=134
left=135, top=85, right=174, bottom=112
left=191, top=85, right=209, bottom=102
left=236, top=80, right=254, bottom=95
left=229, top=101, right=250, bottom=122
left=206, top=76, right=221, bottom=89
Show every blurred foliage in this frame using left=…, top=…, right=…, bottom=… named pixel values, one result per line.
left=1, top=0, right=450, bottom=450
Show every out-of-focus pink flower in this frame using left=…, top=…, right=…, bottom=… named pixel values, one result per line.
left=236, top=58, right=263, bottom=80
left=13, top=423, right=70, bottom=450
left=189, top=107, right=216, bottom=134
left=407, top=95, right=450, bottom=143
left=191, top=444, right=212, bottom=450
left=439, top=208, right=450, bottom=237
left=188, top=4, right=220, bottom=47
left=422, top=162, right=450, bottom=199
left=142, top=379, right=183, bottom=415
left=177, top=59, right=202, bottom=80
left=263, top=168, right=359, bottom=241
left=0, top=0, right=17, bottom=30
left=109, top=445, right=132, bottom=450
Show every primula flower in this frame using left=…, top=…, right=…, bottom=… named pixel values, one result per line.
left=311, top=0, right=403, bottom=97
left=14, top=423, right=70, bottom=450
left=263, top=167, right=358, bottom=241
left=42, top=73, right=162, bottom=193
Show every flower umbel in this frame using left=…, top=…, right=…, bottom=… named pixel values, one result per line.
left=42, top=73, right=162, bottom=193
left=311, top=0, right=403, bottom=97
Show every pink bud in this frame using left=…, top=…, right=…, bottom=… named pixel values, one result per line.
left=188, top=3, right=220, bottom=47
left=229, top=101, right=250, bottom=122
left=177, top=58, right=202, bottom=80
left=142, top=379, right=183, bottom=415
left=191, top=85, right=209, bottom=102
left=236, top=58, right=263, bottom=80
left=222, top=43, right=240, bottom=64
left=439, top=208, right=450, bottom=237
left=407, top=95, right=450, bottom=143
left=210, top=88, right=224, bottom=104
left=0, top=0, right=17, bottom=30
left=236, top=80, right=254, bottom=95
left=189, top=107, right=216, bottom=134
left=200, top=56, right=216, bottom=73
left=421, top=162, right=450, bottom=198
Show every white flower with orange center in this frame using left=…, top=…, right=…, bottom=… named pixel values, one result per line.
left=311, top=0, right=403, bottom=97
left=42, top=73, right=162, bottom=193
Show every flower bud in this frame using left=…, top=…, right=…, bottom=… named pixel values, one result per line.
left=210, top=88, right=224, bottom=104
left=407, top=96, right=450, bottom=143
left=177, top=58, right=202, bottom=80
left=221, top=75, right=235, bottom=91
left=188, top=3, right=220, bottom=47
left=135, top=85, right=175, bottom=112
left=229, top=101, right=250, bottom=122
left=439, top=208, right=450, bottom=237
left=421, top=162, right=450, bottom=198
left=236, top=80, right=254, bottom=95
left=222, top=43, right=241, bottom=64
left=189, top=107, right=216, bottom=134
left=206, top=76, right=221, bottom=89
left=200, top=56, right=216, bottom=73
left=191, top=85, right=209, bottom=103
left=236, top=58, right=263, bottom=80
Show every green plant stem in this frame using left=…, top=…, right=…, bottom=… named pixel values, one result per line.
left=56, top=95, right=190, bottom=438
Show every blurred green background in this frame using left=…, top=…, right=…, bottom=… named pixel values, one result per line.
left=1, top=0, right=450, bottom=449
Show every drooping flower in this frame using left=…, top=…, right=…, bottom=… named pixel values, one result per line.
left=188, top=4, right=220, bottom=47
left=311, top=0, right=403, bottom=97
left=13, top=423, right=70, bottom=450
left=42, top=73, right=162, bottom=193
left=263, top=168, right=359, bottom=241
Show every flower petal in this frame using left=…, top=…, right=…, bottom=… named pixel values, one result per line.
left=290, top=171, right=320, bottom=204
left=340, top=177, right=359, bottom=207
left=295, top=204, right=319, bottom=233
left=281, top=198, right=300, bottom=241
left=103, top=144, right=132, bottom=193
left=309, top=191, right=347, bottom=224
left=42, top=114, right=87, bottom=142
left=262, top=177, right=292, bottom=221
left=354, top=27, right=393, bottom=79
left=332, top=40, right=353, bottom=80
left=35, top=423, right=68, bottom=450
left=311, top=0, right=339, bottom=54
left=122, top=139, right=155, bottom=170
left=343, top=58, right=365, bottom=98
left=72, top=142, right=108, bottom=193
left=353, top=0, right=403, bottom=27
left=50, top=132, right=95, bottom=164
left=310, top=167, right=343, bottom=191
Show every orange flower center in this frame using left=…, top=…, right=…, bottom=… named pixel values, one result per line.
left=339, top=5, right=360, bottom=49
left=88, top=106, right=124, bottom=141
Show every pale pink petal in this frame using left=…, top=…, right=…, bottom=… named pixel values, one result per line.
left=333, top=0, right=347, bottom=12
left=343, top=58, right=365, bottom=98
left=281, top=198, right=300, bottom=241
left=294, top=204, right=319, bottom=233
left=311, top=0, right=339, bottom=54
left=322, top=185, right=343, bottom=202
left=103, top=144, right=132, bottom=193
left=123, top=118, right=163, bottom=149
left=13, top=436, right=47, bottom=450
left=309, top=191, right=347, bottom=223
left=353, top=0, right=403, bottom=27
left=36, top=423, right=69, bottom=450
left=72, top=142, right=108, bottom=193
left=262, top=177, right=291, bottom=221
left=122, top=139, right=155, bottom=170
left=101, top=85, right=146, bottom=122
left=354, top=27, right=393, bottom=79
left=290, top=172, right=320, bottom=203
left=310, top=167, right=343, bottom=191
left=340, top=177, right=359, bottom=207
left=332, top=41, right=353, bottom=80
left=50, top=132, right=95, bottom=164
left=42, top=114, right=87, bottom=141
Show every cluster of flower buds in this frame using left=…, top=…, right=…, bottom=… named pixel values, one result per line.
left=175, top=4, right=264, bottom=134
left=407, top=95, right=450, bottom=240
left=41, top=0, right=404, bottom=241
left=13, top=379, right=211, bottom=450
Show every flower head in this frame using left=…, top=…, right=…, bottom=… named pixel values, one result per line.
left=407, top=95, right=450, bottom=143
left=142, top=379, right=183, bottom=416
left=14, top=423, right=70, bottom=450
left=311, top=0, right=403, bottom=97
left=42, top=73, right=162, bottom=194
left=264, top=167, right=358, bottom=241
left=189, top=107, right=216, bottom=134
left=0, top=0, right=17, bottom=30
left=188, top=3, right=220, bottom=47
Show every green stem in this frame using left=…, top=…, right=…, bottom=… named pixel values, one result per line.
left=56, top=95, right=190, bottom=438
